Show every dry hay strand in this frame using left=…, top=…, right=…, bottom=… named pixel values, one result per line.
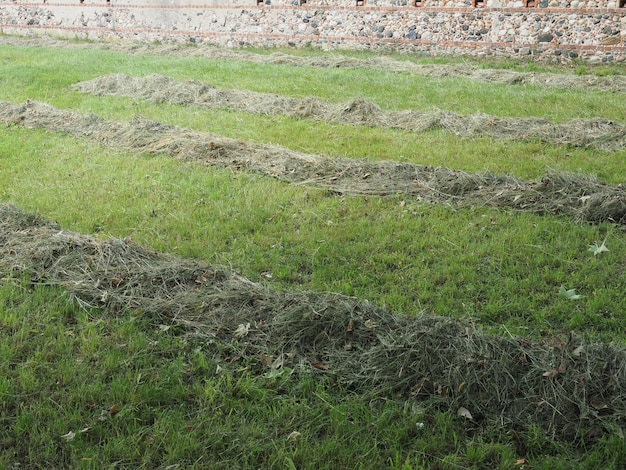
left=2, top=100, right=626, bottom=224
left=329, top=98, right=391, bottom=127
left=533, top=173, right=626, bottom=224
left=74, top=74, right=626, bottom=150
left=0, top=204, right=247, bottom=318
left=96, top=73, right=215, bottom=106
left=470, top=68, right=626, bottom=93
left=2, top=203, right=626, bottom=444
left=291, top=96, right=330, bottom=118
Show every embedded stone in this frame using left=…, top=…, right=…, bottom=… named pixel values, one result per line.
left=537, top=32, right=554, bottom=43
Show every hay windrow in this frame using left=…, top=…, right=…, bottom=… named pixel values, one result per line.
left=1, top=35, right=626, bottom=93
left=2, top=100, right=626, bottom=224
left=1, top=203, right=626, bottom=443
left=74, top=73, right=626, bottom=151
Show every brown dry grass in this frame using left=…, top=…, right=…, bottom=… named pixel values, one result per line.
left=74, top=73, right=626, bottom=151
left=2, top=203, right=626, bottom=444
left=2, top=100, right=626, bottom=224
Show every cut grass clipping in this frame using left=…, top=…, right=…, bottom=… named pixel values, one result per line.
left=1, top=100, right=625, bottom=225
left=1, top=203, right=626, bottom=445
left=74, top=73, right=626, bottom=151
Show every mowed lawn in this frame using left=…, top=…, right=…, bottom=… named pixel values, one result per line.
left=1, top=36, right=626, bottom=468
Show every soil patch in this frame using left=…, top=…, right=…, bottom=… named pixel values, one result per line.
left=75, top=73, right=626, bottom=151
left=1, top=35, right=625, bottom=93
left=1, top=203, right=625, bottom=444
left=2, top=100, right=626, bottom=225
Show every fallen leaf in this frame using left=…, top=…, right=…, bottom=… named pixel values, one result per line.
left=271, top=355, right=284, bottom=370
left=234, top=323, right=250, bottom=338
left=61, top=431, right=76, bottom=441
left=310, top=361, right=330, bottom=370
left=265, top=368, right=286, bottom=379
left=571, top=345, right=585, bottom=358
left=515, top=458, right=527, bottom=466
left=543, top=363, right=566, bottom=378
left=457, top=407, right=473, bottom=419
left=559, top=285, right=582, bottom=300
left=588, top=238, right=609, bottom=256
left=591, top=397, right=610, bottom=409
left=286, top=431, right=301, bottom=441
left=550, top=336, right=566, bottom=351
left=258, top=354, right=272, bottom=367
left=108, top=405, right=120, bottom=416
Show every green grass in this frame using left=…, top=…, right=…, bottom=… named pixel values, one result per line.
left=3, top=282, right=626, bottom=469
left=2, top=37, right=626, bottom=468
left=2, top=42, right=625, bottom=182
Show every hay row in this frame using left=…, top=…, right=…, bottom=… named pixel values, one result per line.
left=1, top=35, right=625, bottom=93
left=1, top=203, right=625, bottom=443
left=2, top=100, right=626, bottom=224
left=74, top=73, right=626, bottom=151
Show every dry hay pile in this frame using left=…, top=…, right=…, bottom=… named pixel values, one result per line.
left=1, top=203, right=626, bottom=443
left=2, top=100, right=626, bottom=224
left=2, top=35, right=626, bottom=93
left=74, top=74, right=626, bottom=151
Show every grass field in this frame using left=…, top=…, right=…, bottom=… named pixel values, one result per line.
left=1, top=35, right=626, bottom=468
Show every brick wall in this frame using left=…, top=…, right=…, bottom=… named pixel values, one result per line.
left=1, top=0, right=624, bottom=61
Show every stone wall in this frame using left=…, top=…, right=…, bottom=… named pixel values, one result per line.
left=1, top=0, right=625, bottom=62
